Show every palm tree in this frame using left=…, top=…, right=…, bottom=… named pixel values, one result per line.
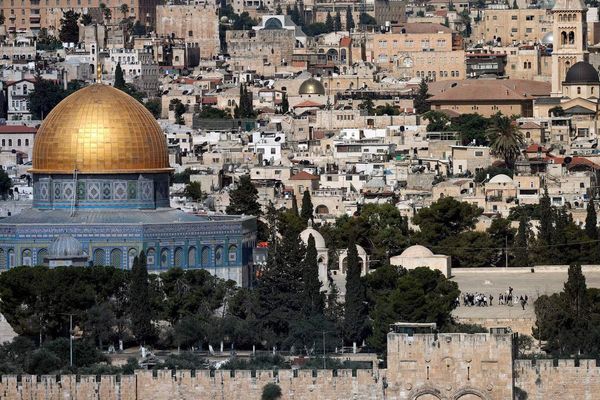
left=486, top=115, right=525, bottom=169
left=119, top=4, right=129, bottom=20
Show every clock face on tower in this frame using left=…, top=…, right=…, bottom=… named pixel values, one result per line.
left=403, top=57, right=414, bottom=68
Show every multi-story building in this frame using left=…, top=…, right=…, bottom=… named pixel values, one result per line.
left=155, top=4, right=220, bottom=60
left=472, top=8, right=552, bottom=44
left=367, top=23, right=465, bottom=81
left=5, top=78, right=34, bottom=121
left=2, top=0, right=161, bottom=35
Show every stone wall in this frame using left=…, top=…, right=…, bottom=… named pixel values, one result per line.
left=514, top=359, right=600, bottom=400
left=5, top=334, right=600, bottom=399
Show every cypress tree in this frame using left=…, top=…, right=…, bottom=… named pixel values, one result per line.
left=303, top=234, right=324, bottom=316
left=256, top=219, right=305, bottom=345
left=114, top=62, right=125, bottom=89
left=275, top=4, right=282, bottom=14
left=538, top=186, right=554, bottom=252
left=291, top=194, right=299, bottom=216
left=513, top=214, right=530, bottom=267
left=346, top=6, right=355, bottom=30
left=300, top=189, right=313, bottom=223
left=343, top=235, right=369, bottom=345
left=281, top=93, right=289, bottom=113
left=414, top=79, right=430, bottom=115
left=334, top=11, right=342, bottom=31
left=325, top=12, right=334, bottom=32
left=586, top=199, right=597, bottom=239
left=226, top=175, right=262, bottom=217
left=129, top=251, right=155, bottom=344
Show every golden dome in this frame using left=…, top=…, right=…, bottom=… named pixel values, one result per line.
left=298, top=77, right=325, bottom=95
left=30, top=84, right=172, bottom=174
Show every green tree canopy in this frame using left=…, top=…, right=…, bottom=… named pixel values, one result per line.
left=59, top=10, right=80, bottom=43
left=182, top=181, right=205, bottom=202
left=114, top=62, right=125, bottom=89
left=226, top=175, right=261, bottom=217
left=129, top=252, right=155, bottom=344
left=367, top=266, right=459, bottom=352
left=486, top=115, right=525, bottom=168
left=343, top=235, right=369, bottom=344
left=413, top=197, right=482, bottom=246
left=414, top=79, right=430, bottom=115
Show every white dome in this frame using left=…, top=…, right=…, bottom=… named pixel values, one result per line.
left=355, top=244, right=367, bottom=255
left=300, top=227, right=326, bottom=249
left=49, top=235, right=83, bottom=258
left=488, top=174, right=513, bottom=184
left=400, top=245, right=434, bottom=258
left=541, top=32, right=553, bottom=45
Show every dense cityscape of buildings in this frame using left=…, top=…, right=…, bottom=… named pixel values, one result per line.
left=0, top=0, right=598, bottom=397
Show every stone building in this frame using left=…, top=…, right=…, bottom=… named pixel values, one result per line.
left=155, top=4, right=220, bottom=60
left=390, top=244, right=451, bottom=277
left=0, top=84, right=256, bottom=286
left=5, top=330, right=600, bottom=399
left=472, top=8, right=552, bottom=44
left=1, top=0, right=161, bottom=35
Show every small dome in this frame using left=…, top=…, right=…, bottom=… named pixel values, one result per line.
left=541, top=32, right=553, bottom=45
left=400, top=245, right=434, bottom=258
left=489, top=174, right=514, bottom=184
left=299, top=78, right=325, bottom=95
left=355, top=244, right=367, bottom=255
left=565, top=61, right=600, bottom=84
left=300, top=227, right=326, bottom=249
left=49, top=235, right=83, bottom=258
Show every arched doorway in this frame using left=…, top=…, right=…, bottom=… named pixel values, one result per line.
left=110, top=248, right=123, bottom=268
left=315, top=204, right=329, bottom=214
left=93, top=249, right=105, bottom=266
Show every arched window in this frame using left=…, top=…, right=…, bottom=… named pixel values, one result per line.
left=93, top=249, right=105, bottom=266
left=577, top=86, right=581, bottom=94
left=128, top=248, right=137, bottom=269
left=7, top=249, right=14, bottom=268
left=215, top=246, right=223, bottom=266
left=527, top=62, right=531, bottom=69
left=561, top=31, right=568, bottom=45
left=110, top=248, right=122, bottom=268
left=569, top=31, right=575, bottom=45
left=188, top=246, right=196, bottom=267
left=526, top=132, right=531, bottom=138
left=0, top=249, right=5, bottom=269
left=174, top=247, right=184, bottom=268
left=146, top=248, right=156, bottom=267
left=201, top=246, right=210, bottom=266
left=37, top=248, right=48, bottom=266
left=17, top=139, right=21, bottom=146
left=228, top=245, right=238, bottom=263
left=160, top=248, right=169, bottom=269
left=21, top=249, right=32, bottom=266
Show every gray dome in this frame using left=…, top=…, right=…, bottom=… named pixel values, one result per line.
left=541, top=32, right=553, bottom=45
left=49, top=235, right=83, bottom=258
left=299, top=78, right=325, bottom=95
left=565, top=61, right=600, bottom=84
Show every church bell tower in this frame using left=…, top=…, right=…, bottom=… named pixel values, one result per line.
left=551, top=0, right=588, bottom=96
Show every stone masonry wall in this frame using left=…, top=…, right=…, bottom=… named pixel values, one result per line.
left=514, top=359, right=600, bottom=400
left=4, top=334, right=600, bottom=399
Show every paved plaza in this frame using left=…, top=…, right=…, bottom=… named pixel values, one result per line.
left=451, top=266, right=600, bottom=320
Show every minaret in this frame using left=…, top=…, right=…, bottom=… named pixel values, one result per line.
left=551, top=0, right=588, bottom=96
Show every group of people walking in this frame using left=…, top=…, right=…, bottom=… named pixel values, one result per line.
left=458, top=287, right=529, bottom=310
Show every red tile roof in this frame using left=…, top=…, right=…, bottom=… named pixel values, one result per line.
left=293, top=100, right=324, bottom=108
left=525, top=144, right=548, bottom=153
left=290, top=171, right=319, bottom=180
left=340, top=36, right=352, bottom=47
left=0, top=125, right=36, bottom=133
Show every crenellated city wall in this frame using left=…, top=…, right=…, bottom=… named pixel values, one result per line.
left=3, top=334, right=600, bottom=399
